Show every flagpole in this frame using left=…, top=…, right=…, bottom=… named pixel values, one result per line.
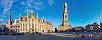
left=9, top=12, right=11, bottom=35
left=37, top=12, right=38, bottom=32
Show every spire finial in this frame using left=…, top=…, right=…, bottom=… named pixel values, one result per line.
left=20, top=13, right=22, bottom=17
left=43, top=16, right=44, bottom=19
left=37, top=12, right=38, bottom=18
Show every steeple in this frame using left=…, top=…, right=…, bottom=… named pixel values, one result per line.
left=20, top=13, right=22, bottom=18
left=37, top=12, right=38, bottom=31
left=27, top=10, right=28, bottom=20
left=19, top=13, right=22, bottom=21
left=37, top=12, right=38, bottom=19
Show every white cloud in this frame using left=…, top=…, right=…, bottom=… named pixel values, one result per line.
left=20, top=0, right=44, bottom=11
left=48, top=0, right=54, bottom=6
left=1, top=0, right=16, bottom=14
left=33, top=1, right=44, bottom=11
left=21, top=2, right=25, bottom=5
left=29, top=0, right=33, bottom=3
left=1, top=0, right=44, bottom=14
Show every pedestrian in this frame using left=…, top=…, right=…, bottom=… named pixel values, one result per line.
left=73, top=32, right=74, bottom=35
left=80, top=34, right=84, bottom=38
left=89, top=34, right=91, bottom=37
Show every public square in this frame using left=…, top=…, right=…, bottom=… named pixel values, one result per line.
left=0, top=32, right=102, bottom=40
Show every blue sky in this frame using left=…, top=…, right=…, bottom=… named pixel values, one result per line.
left=0, top=0, right=102, bottom=28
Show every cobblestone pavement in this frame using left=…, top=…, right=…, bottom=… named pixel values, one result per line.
left=0, top=32, right=102, bottom=40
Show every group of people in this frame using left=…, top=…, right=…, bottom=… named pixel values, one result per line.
left=72, top=32, right=102, bottom=39
left=72, top=32, right=85, bottom=38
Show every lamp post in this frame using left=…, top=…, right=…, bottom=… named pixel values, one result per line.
left=9, top=12, right=11, bottom=35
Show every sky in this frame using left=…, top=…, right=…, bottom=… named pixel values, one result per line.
left=0, top=0, right=102, bottom=28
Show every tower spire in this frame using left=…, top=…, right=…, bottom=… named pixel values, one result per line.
left=27, top=10, right=28, bottom=21
left=37, top=12, right=38, bottom=19
left=37, top=12, right=38, bottom=32
left=64, top=2, right=68, bottom=13
left=19, top=13, right=22, bottom=21
left=9, top=11, right=11, bottom=34
left=20, top=13, right=22, bottom=18
left=43, top=16, right=44, bottom=19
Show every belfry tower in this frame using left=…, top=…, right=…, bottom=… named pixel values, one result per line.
left=63, top=2, right=68, bottom=27
left=58, top=2, right=69, bottom=31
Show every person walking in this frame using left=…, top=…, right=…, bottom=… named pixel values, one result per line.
left=80, top=34, right=84, bottom=39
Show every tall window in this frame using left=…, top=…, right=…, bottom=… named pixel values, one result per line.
left=32, top=24, right=34, bottom=27
left=26, top=24, right=27, bottom=27
left=26, top=28, right=27, bottom=31
left=32, top=19, right=34, bottom=22
left=29, top=24, right=30, bottom=27
left=23, top=28, right=24, bottom=31
left=23, top=24, right=24, bottom=27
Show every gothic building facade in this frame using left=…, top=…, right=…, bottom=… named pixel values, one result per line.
left=10, top=11, right=53, bottom=33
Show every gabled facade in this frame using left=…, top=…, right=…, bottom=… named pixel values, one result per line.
left=19, top=11, right=53, bottom=33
